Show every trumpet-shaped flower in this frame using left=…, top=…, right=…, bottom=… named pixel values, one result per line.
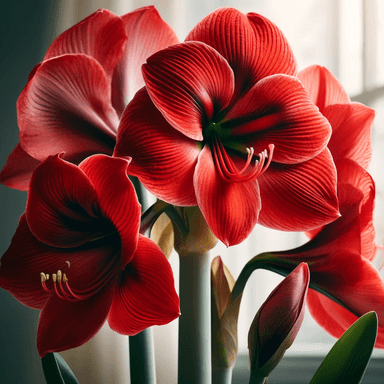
left=115, top=8, right=339, bottom=246
left=261, top=159, right=384, bottom=347
left=0, top=7, right=178, bottom=191
left=298, top=65, right=375, bottom=241
left=0, top=154, right=179, bottom=356
left=298, top=65, right=375, bottom=170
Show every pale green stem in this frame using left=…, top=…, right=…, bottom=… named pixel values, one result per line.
left=178, top=252, right=211, bottom=384
left=128, top=319, right=156, bottom=384
left=129, top=178, right=156, bottom=384
left=249, top=373, right=267, bottom=384
left=212, top=367, right=233, bottom=384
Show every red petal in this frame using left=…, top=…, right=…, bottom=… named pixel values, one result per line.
left=143, top=41, right=234, bottom=141
left=44, top=9, right=127, bottom=81
left=306, top=256, right=384, bottom=349
left=337, top=160, right=376, bottom=261
left=194, top=145, right=261, bottom=246
left=17, top=54, right=119, bottom=163
left=79, top=155, right=141, bottom=267
left=257, top=148, right=339, bottom=231
left=226, top=74, right=331, bottom=164
left=37, top=286, right=114, bottom=357
left=306, top=160, right=376, bottom=259
left=247, top=12, right=297, bottom=79
left=112, top=6, right=179, bottom=114
left=108, top=235, right=179, bottom=335
left=0, top=215, right=120, bottom=310
left=0, top=144, right=41, bottom=191
left=114, top=88, right=199, bottom=206
left=186, top=8, right=297, bottom=93
left=298, top=65, right=350, bottom=114
left=26, top=154, right=105, bottom=248
left=325, top=103, right=374, bottom=169
left=0, top=215, right=50, bottom=309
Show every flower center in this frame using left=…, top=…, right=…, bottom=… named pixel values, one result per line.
left=211, top=134, right=274, bottom=183
left=40, top=256, right=120, bottom=301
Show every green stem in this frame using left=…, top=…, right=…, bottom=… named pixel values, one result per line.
left=129, top=176, right=148, bottom=210
left=212, top=367, right=233, bottom=384
left=140, top=200, right=188, bottom=236
left=249, top=373, right=267, bottom=384
left=129, top=178, right=156, bottom=384
left=178, top=252, right=211, bottom=384
left=129, top=328, right=156, bottom=384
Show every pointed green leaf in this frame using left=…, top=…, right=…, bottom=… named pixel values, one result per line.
left=41, top=352, right=79, bottom=384
left=310, top=311, right=378, bottom=384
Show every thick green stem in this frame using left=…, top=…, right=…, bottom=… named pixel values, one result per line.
left=212, top=367, right=233, bottom=384
left=129, top=328, right=156, bottom=384
left=178, top=252, right=211, bottom=384
left=249, top=373, right=267, bottom=384
left=129, top=178, right=156, bottom=384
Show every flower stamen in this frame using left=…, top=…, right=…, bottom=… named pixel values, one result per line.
left=39, top=257, right=120, bottom=302
left=211, top=135, right=274, bottom=183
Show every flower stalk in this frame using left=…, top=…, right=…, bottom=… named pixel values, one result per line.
left=178, top=251, right=212, bottom=384
left=212, top=367, right=233, bottom=384
left=129, top=328, right=156, bottom=384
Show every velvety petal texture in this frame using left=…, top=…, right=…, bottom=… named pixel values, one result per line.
left=0, top=144, right=41, bottom=191
left=79, top=155, right=141, bottom=267
left=17, top=54, right=119, bottom=163
left=194, top=145, right=261, bottom=247
left=299, top=65, right=374, bottom=169
left=298, top=65, right=349, bottom=113
left=307, top=278, right=384, bottom=348
left=37, top=286, right=115, bottom=356
left=43, top=9, right=127, bottom=80
left=0, top=154, right=179, bottom=356
left=143, top=42, right=235, bottom=140
left=325, top=103, right=374, bottom=169
left=257, top=149, right=339, bottom=231
left=114, top=88, right=200, bottom=206
left=112, top=6, right=179, bottom=114
left=26, top=154, right=101, bottom=248
left=108, top=235, right=179, bottom=335
left=186, top=8, right=297, bottom=94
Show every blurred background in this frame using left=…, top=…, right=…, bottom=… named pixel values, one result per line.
left=1, top=0, right=384, bottom=383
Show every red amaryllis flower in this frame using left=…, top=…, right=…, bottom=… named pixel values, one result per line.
left=114, top=7, right=339, bottom=246
left=0, top=6, right=178, bottom=191
left=298, top=65, right=375, bottom=240
left=0, top=154, right=179, bottom=357
left=258, top=159, right=384, bottom=347
left=298, top=65, right=375, bottom=169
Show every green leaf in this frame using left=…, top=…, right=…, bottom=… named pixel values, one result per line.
left=41, top=352, right=79, bottom=384
left=310, top=311, right=378, bottom=384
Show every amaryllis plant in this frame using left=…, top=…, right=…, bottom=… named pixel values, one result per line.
left=0, top=5, right=382, bottom=384
left=0, top=6, right=178, bottom=191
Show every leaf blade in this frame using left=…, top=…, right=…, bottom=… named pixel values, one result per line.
left=310, top=311, right=378, bottom=384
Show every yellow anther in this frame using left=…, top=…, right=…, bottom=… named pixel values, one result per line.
left=52, top=273, right=57, bottom=283
left=57, top=270, right=62, bottom=283
left=40, top=272, right=46, bottom=282
left=66, top=261, right=70, bottom=268
left=63, top=273, right=68, bottom=283
left=46, top=274, right=50, bottom=280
